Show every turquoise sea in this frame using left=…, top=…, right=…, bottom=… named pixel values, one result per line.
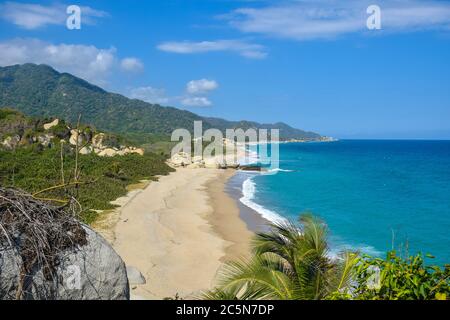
left=236, top=140, right=450, bottom=265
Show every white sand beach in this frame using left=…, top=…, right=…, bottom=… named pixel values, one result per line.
left=95, top=167, right=253, bottom=300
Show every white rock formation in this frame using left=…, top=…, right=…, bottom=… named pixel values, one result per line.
left=43, top=119, right=59, bottom=130
left=79, top=146, right=93, bottom=155
left=37, top=134, right=54, bottom=148
left=97, top=148, right=117, bottom=157
left=69, top=129, right=84, bottom=146
left=169, top=152, right=191, bottom=167
left=1, top=135, right=20, bottom=150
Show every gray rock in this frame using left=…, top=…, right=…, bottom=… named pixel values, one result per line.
left=0, top=226, right=129, bottom=300
left=126, top=266, right=146, bottom=285
left=1, top=135, right=20, bottom=150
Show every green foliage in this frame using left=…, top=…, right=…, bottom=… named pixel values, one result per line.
left=348, top=251, right=450, bottom=300
left=0, top=107, right=33, bottom=140
left=202, top=214, right=359, bottom=300
left=0, top=64, right=322, bottom=141
left=0, top=146, right=174, bottom=224
left=202, top=214, right=449, bottom=300
left=0, top=108, right=22, bottom=120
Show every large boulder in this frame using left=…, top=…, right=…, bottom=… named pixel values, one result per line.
left=43, top=119, right=59, bottom=130
left=92, top=133, right=106, bottom=149
left=37, top=134, right=54, bottom=148
left=129, top=147, right=144, bottom=156
left=169, top=152, right=191, bottom=167
left=69, top=129, right=84, bottom=146
left=97, top=148, right=117, bottom=157
left=1, top=135, right=20, bottom=150
left=0, top=225, right=130, bottom=300
left=79, top=146, right=93, bottom=155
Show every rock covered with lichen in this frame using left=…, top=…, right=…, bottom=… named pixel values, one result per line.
left=0, top=188, right=130, bottom=300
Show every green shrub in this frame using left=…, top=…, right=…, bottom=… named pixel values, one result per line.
left=345, top=251, right=449, bottom=300
left=0, top=146, right=174, bottom=224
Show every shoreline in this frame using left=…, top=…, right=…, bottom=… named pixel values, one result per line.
left=205, top=170, right=252, bottom=263
left=98, top=167, right=254, bottom=300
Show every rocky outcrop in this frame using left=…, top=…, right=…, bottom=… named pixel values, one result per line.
left=43, top=119, right=59, bottom=130
left=169, top=152, right=240, bottom=169
left=69, top=129, right=85, bottom=146
left=91, top=134, right=144, bottom=157
left=79, top=146, right=93, bottom=155
left=37, top=134, right=54, bottom=148
left=169, top=152, right=191, bottom=167
left=92, top=133, right=106, bottom=149
left=0, top=225, right=130, bottom=300
left=1, top=135, right=20, bottom=150
left=1, top=115, right=144, bottom=157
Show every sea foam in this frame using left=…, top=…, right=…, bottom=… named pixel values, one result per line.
left=239, top=177, right=287, bottom=224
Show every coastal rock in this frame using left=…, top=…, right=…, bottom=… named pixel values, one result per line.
left=170, top=152, right=191, bottom=167
left=98, top=148, right=117, bottom=157
left=37, top=134, right=54, bottom=148
left=130, top=148, right=144, bottom=156
left=203, top=157, right=220, bottom=169
left=226, top=162, right=240, bottom=169
left=186, top=162, right=205, bottom=169
left=126, top=266, right=146, bottom=285
left=0, top=225, right=130, bottom=300
left=92, top=133, right=106, bottom=149
left=79, top=146, right=93, bottom=155
left=1, top=135, right=20, bottom=150
left=239, top=165, right=262, bottom=172
left=187, top=156, right=205, bottom=168
left=69, top=129, right=84, bottom=146
left=90, top=134, right=144, bottom=157
left=43, top=119, right=59, bottom=130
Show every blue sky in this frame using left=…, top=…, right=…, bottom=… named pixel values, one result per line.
left=0, top=0, right=450, bottom=139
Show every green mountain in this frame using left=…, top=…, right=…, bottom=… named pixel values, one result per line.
left=0, top=63, right=322, bottom=141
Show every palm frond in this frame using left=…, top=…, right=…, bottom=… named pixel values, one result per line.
left=202, top=213, right=361, bottom=300
left=216, top=255, right=298, bottom=300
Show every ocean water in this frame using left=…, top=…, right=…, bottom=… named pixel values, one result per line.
left=237, top=140, right=450, bottom=265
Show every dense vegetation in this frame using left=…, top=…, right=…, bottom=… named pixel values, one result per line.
left=0, top=108, right=174, bottom=224
left=0, top=63, right=322, bottom=141
left=203, top=214, right=449, bottom=300
left=0, top=146, right=173, bottom=224
left=339, top=251, right=450, bottom=300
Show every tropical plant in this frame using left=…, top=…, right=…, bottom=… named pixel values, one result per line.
left=202, top=214, right=359, bottom=300
left=343, top=251, right=450, bottom=300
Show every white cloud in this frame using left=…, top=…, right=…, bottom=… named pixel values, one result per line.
left=129, top=86, right=169, bottom=104
left=181, top=97, right=212, bottom=107
left=0, top=2, right=107, bottom=29
left=226, top=0, right=450, bottom=41
left=129, top=80, right=218, bottom=107
left=120, top=57, right=144, bottom=73
left=0, top=38, right=138, bottom=85
left=186, top=79, right=218, bottom=95
left=157, top=39, right=267, bottom=59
